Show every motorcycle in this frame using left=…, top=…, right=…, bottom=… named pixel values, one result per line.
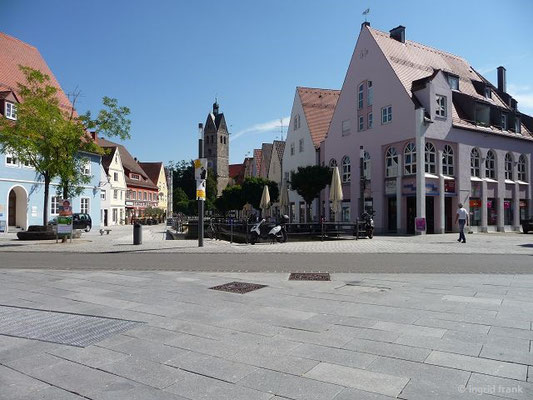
left=360, top=211, right=375, bottom=239
left=249, top=215, right=288, bottom=244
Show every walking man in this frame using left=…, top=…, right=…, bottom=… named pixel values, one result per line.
left=454, top=203, right=468, bottom=243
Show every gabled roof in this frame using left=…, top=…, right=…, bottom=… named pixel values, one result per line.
left=0, top=32, right=72, bottom=109
left=297, top=87, right=340, bottom=148
left=229, top=163, right=245, bottom=179
left=97, top=137, right=158, bottom=190
left=100, top=146, right=117, bottom=173
left=260, top=143, right=273, bottom=176
left=366, top=25, right=532, bottom=138
left=138, top=162, right=164, bottom=186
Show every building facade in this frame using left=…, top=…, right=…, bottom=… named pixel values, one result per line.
left=99, top=146, right=127, bottom=226
left=322, top=23, right=532, bottom=233
left=138, top=162, right=168, bottom=214
left=282, top=87, right=339, bottom=222
left=204, top=101, right=229, bottom=195
left=0, top=32, right=101, bottom=232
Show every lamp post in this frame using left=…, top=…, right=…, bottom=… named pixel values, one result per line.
left=359, top=145, right=365, bottom=216
left=198, top=123, right=204, bottom=247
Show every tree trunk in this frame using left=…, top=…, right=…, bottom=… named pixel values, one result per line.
left=42, top=172, right=50, bottom=226
left=62, top=180, right=69, bottom=200
left=306, top=202, right=312, bottom=223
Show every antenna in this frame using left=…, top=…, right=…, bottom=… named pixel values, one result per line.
left=279, top=118, right=286, bottom=141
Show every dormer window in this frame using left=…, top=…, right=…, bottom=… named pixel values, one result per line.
left=501, top=113, right=508, bottom=130
left=484, top=87, right=492, bottom=99
left=82, top=160, right=91, bottom=176
left=5, top=102, right=17, bottom=120
left=448, top=75, right=459, bottom=91
left=131, top=173, right=140, bottom=180
left=435, top=95, right=447, bottom=118
left=515, top=118, right=521, bottom=134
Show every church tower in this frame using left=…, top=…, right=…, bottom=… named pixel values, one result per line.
left=204, top=101, right=229, bottom=196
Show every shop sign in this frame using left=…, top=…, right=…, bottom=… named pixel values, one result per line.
left=385, top=180, right=396, bottom=195
left=444, top=180, right=456, bottom=193
left=403, top=183, right=439, bottom=196
left=470, top=199, right=481, bottom=208
left=125, top=201, right=133, bottom=206
left=415, top=217, right=426, bottom=232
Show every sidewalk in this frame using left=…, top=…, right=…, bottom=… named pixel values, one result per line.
left=1, top=269, right=532, bottom=399
left=1, top=224, right=532, bottom=255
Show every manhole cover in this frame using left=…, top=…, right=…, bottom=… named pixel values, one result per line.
left=289, top=273, right=331, bottom=281
left=0, top=305, right=142, bottom=347
left=209, top=281, right=267, bottom=294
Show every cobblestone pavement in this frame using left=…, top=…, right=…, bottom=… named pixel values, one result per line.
left=2, top=269, right=533, bottom=399
left=1, top=224, right=532, bottom=255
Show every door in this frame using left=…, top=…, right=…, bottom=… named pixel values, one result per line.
left=445, top=197, right=453, bottom=232
left=8, top=190, right=16, bottom=226
left=407, top=197, right=416, bottom=234
left=426, top=196, right=435, bottom=234
left=387, top=197, right=397, bottom=232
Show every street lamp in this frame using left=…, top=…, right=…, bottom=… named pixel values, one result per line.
left=198, top=123, right=204, bottom=247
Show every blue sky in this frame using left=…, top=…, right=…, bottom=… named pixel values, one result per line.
left=4, top=0, right=533, bottom=165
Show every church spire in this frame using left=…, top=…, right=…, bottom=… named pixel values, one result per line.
left=213, top=98, right=219, bottom=115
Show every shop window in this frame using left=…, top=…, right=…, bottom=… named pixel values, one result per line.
left=385, top=147, right=398, bottom=178
left=404, top=142, right=416, bottom=175
left=469, top=199, right=481, bottom=226
left=487, top=199, right=497, bottom=225
left=504, top=200, right=513, bottom=225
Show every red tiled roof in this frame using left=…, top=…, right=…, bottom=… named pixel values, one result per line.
left=138, top=162, right=164, bottom=186
left=229, top=163, right=245, bottom=179
left=297, top=87, right=340, bottom=148
left=0, top=32, right=72, bottom=109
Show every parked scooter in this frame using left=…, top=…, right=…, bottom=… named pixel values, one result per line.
left=249, top=215, right=288, bottom=244
left=360, top=211, right=375, bottom=239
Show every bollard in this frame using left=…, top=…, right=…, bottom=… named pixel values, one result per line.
left=133, top=223, right=142, bottom=245
left=355, top=218, right=359, bottom=240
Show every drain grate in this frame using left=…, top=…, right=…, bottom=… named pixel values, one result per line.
left=0, top=305, right=142, bottom=347
left=289, top=273, right=331, bottom=281
left=209, top=281, right=267, bottom=294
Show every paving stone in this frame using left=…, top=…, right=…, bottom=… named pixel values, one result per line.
left=413, top=317, right=491, bottom=334
left=166, top=351, right=258, bottom=383
left=4, top=352, right=64, bottom=375
left=48, top=344, right=129, bottom=368
left=489, top=326, right=533, bottom=341
left=466, top=372, right=533, bottom=399
left=99, top=356, right=187, bottom=389
left=372, top=321, right=446, bottom=338
left=96, top=386, right=190, bottom=400
left=228, top=351, right=320, bottom=375
left=290, top=343, right=377, bottom=369
left=103, top=337, right=190, bottom=364
left=343, top=337, right=432, bottom=362
left=11, top=386, right=87, bottom=399
left=304, top=362, right=409, bottom=397
left=165, top=370, right=273, bottom=400
left=332, top=388, right=396, bottom=399
left=442, top=295, right=502, bottom=306
left=238, top=368, right=343, bottom=400
left=480, top=344, right=533, bottom=366
left=395, top=334, right=482, bottom=356
left=0, top=364, right=50, bottom=399
left=425, top=351, right=527, bottom=380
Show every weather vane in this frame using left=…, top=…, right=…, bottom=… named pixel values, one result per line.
left=362, top=8, right=370, bottom=23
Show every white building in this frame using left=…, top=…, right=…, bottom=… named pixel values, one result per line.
left=282, top=87, right=340, bottom=222
left=99, top=146, right=127, bottom=226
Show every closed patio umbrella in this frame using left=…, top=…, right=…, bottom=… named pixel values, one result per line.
left=279, top=182, right=289, bottom=216
left=259, top=185, right=270, bottom=218
left=329, top=166, right=343, bottom=221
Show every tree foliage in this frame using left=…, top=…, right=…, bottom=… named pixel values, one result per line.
left=290, top=165, right=331, bottom=221
left=215, top=185, right=245, bottom=215
left=241, top=177, right=279, bottom=210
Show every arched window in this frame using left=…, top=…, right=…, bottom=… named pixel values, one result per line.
left=329, top=158, right=337, bottom=169
left=442, top=145, right=454, bottom=176
left=342, top=156, right=351, bottom=183
left=471, top=148, right=481, bottom=177
left=425, top=142, right=436, bottom=174
left=485, top=150, right=496, bottom=179
left=363, top=151, right=371, bottom=180
left=518, top=155, right=527, bottom=181
left=504, top=153, right=513, bottom=180
left=404, top=142, right=416, bottom=175
left=385, top=147, right=398, bottom=177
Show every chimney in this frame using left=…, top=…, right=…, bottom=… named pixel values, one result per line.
left=361, top=21, right=370, bottom=30
left=134, top=157, right=138, bottom=163
left=390, top=25, right=405, bottom=43
left=497, top=66, right=506, bottom=93
left=213, top=101, right=219, bottom=115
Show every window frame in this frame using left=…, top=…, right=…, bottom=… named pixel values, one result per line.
left=367, top=112, right=373, bottom=129
left=299, top=138, right=304, bottom=153
left=113, top=172, right=119, bottom=181
left=448, top=75, right=459, bottom=90
left=5, top=153, right=18, bottom=167
left=367, top=81, right=373, bottom=106
left=404, top=142, right=416, bottom=175
left=504, top=153, right=513, bottom=181
left=50, top=196, right=61, bottom=215
left=80, top=197, right=90, bottom=214
left=385, top=147, right=398, bottom=178
left=101, top=190, right=106, bottom=201
left=485, top=150, right=496, bottom=179
left=425, top=142, right=437, bottom=174
left=290, top=142, right=295, bottom=156
left=82, top=159, right=91, bottom=176
left=358, top=116, right=364, bottom=132
left=131, top=173, right=140, bottom=180
left=442, top=145, right=454, bottom=176
left=341, top=156, right=351, bottom=183
left=363, top=151, right=371, bottom=180
left=518, top=155, right=527, bottom=181
left=5, top=101, right=17, bottom=120
left=342, top=119, right=351, bottom=135
left=471, top=148, right=481, bottom=178
left=435, top=95, right=447, bottom=118
left=501, top=113, right=508, bottom=130
left=358, top=83, right=364, bottom=109
left=381, top=106, right=392, bottom=124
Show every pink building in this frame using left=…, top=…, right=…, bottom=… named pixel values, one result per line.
left=322, top=23, right=532, bottom=234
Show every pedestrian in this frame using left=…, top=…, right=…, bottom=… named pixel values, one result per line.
left=454, top=203, right=468, bottom=243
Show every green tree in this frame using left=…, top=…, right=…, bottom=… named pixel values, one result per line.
left=290, top=165, right=331, bottom=222
left=215, top=185, right=245, bottom=215
left=241, top=177, right=279, bottom=211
